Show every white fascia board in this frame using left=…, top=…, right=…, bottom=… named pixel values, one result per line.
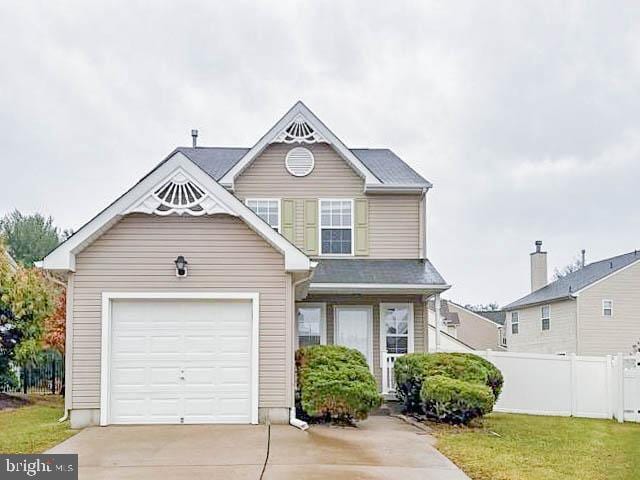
left=572, top=257, right=640, bottom=296
left=220, top=101, right=381, bottom=189
left=364, top=185, right=432, bottom=194
left=42, top=152, right=311, bottom=272
left=309, top=282, right=451, bottom=294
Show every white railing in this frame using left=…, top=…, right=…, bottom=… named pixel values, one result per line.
left=474, top=350, right=640, bottom=423
left=381, top=351, right=403, bottom=394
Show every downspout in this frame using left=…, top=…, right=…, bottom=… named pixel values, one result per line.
left=289, top=266, right=316, bottom=431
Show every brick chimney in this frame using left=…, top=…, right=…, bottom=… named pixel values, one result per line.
left=530, top=240, right=548, bottom=292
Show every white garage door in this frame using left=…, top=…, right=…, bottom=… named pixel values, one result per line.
left=109, top=298, right=253, bottom=424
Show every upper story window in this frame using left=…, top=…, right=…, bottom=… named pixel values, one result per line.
left=541, top=305, right=550, bottom=331
left=319, top=199, right=353, bottom=255
left=602, top=299, right=613, bottom=317
left=511, top=312, right=519, bottom=334
left=246, top=199, right=280, bottom=232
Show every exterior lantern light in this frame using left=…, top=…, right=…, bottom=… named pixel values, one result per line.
left=174, top=256, right=188, bottom=277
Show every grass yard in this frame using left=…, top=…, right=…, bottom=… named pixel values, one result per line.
left=432, top=413, right=640, bottom=480
left=0, top=394, right=76, bottom=453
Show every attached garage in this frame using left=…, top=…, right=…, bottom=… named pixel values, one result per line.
left=101, top=293, right=259, bottom=425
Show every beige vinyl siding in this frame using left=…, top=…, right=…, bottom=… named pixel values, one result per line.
left=235, top=143, right=421, bottom=258
left=446, top=303, right=502, bottom=350
left=302, top=294, right=426, bottom=387
left=235, top=143, right=363, bottom=197
left=507, top=299, right=577, bottom=354
left=368, top=195, right=420, bottom=258
left=71, top=213, right=290, bottom=410
left=577, top=259, right=640, bottom=356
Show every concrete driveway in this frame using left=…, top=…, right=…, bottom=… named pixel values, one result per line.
left=48, top=416, right=469, bottom=479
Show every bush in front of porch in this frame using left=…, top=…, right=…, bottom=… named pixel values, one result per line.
left=295, top=345, right=381, bottom=424
left=394, top=353, right=503, bottom=425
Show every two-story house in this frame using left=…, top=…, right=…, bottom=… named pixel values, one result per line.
left=504, top=241, right=640, bottom=356
left=41, top=102, right=449, bottom=428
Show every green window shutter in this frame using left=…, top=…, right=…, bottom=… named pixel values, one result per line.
left=354, top=198, right=369, bottom=256
left=281, top=199, right=295, bottom=242
left=303, top=199, right=318, bottom=255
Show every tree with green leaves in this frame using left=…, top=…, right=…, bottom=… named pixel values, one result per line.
left=0, top=210, right=61, bottom=267
left=0, top=243, right=58, bottom=389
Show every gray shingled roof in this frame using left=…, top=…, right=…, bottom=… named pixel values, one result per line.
left=177, top=147, right=250, bottom=180
left=178, top=146, right=431, bottom=187
left=312, top=259, right=447, bottom=285
left=350, top=149, right=432, bottom=187
left=476, top=310, right=506, bottom=325
left=505, top=250, right=640, bottom=310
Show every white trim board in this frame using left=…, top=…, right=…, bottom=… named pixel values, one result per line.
left=99, top=292, right=260, bottom=426
left=219, top=101, right=381, bottom=190
left=309, top=283, right=450, bottom=294
left=42, top=152, right=311, bottom=272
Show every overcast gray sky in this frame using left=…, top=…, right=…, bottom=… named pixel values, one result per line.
left=1, top=1, right=638, bottom=306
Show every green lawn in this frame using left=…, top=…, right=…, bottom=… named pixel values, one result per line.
left=0, top=395, right=76, bottom=453
left=433, top=413, right=640, bottom=480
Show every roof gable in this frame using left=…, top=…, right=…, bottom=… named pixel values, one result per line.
left=219, top=101, right=382, bottom=189
left=41, top=152, right=312, bottom=272
left=505, top=250, right=640, bottom=310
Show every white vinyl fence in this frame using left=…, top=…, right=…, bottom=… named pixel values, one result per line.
left=474, top=350, right=640, bottom=423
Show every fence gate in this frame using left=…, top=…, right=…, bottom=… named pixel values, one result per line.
left=623, top=355, right=640, bottom=423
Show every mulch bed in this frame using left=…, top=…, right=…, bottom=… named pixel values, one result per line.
left=0, top=393, right=31, bottom=411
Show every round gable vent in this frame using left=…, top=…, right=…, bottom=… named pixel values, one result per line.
left=285, top=147, right=315, bottom=177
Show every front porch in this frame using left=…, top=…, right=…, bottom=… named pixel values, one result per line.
left=295, top=258, right=450, bottom=394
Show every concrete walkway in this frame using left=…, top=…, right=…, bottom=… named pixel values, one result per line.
left=48, top=416, right=469, bottom=479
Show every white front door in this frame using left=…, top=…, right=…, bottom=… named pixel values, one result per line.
left=334, top=306, right=373, bottom=367
left=109, top=298, right=253, bottom=424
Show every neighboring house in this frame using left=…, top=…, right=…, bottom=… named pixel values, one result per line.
left=427, top=300, right=506, bottom=350
left=504, top=241, right=640, bottom=356
left=41, top=101, right=449, bottom=428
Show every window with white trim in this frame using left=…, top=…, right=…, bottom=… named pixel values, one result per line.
left=297, top=305, right=325, bottom=347
left=602, top=299, right=613, bottom=317
left=511, top=312, right=519, bottom=334
left=320, top=199, right=353, bottom=255
left=381, top=304, right=413, bottom=354
left=541, top=305, right=550, bottom=330
left=246, top=199, right=280, bottom=232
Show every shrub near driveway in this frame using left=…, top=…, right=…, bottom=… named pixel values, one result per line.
left=295, top=345, right=381, bottom=424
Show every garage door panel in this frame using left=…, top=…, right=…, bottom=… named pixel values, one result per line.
left=109, top=298, right=253, bottom=424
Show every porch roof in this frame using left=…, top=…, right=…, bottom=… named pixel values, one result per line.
left=308, top=259, right=450, bottom=294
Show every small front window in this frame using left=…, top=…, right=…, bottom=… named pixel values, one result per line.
left=511, top=312, right=519, bottom=334
left=603, top=300, right=613, bottom=317
left=246, top=199, right=280, bottom=232
left=381, top=304, right=412, bottom=354
left=541, top=305, right=550, bottom=330
left=320, top=200, right=352, bottom=255
left=297, top=305, right=325, bottom=347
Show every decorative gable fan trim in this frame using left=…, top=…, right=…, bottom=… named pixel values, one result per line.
left=272, top=114, right=327, bottom=144
left=125, top=169, right=237, bottom=217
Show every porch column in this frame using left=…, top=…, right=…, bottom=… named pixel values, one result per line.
left=434, top=293, right=441, bottom=352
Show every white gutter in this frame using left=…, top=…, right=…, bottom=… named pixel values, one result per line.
left=289, top=268, right=315, bottom=431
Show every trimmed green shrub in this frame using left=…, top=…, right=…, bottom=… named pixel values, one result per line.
left=448, top=353, right=504, bottom=399
left=394, top=353, right=491, bottom=412
left=421, top=375, right=494, bottom=424
left=295, top=345, right=381, bottom=423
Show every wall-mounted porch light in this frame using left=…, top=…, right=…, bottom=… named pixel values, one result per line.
left=174, top=255, right=188, bottom=277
